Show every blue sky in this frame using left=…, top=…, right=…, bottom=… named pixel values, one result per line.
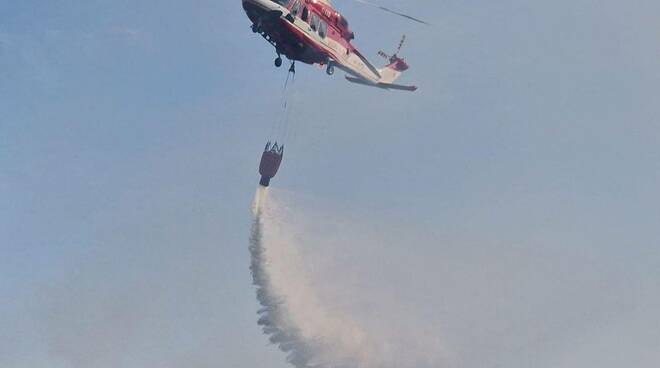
left=1, top=1, right=659, bottom=367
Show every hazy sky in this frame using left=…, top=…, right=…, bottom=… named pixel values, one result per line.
left=1, top=1, right=659, bottom=367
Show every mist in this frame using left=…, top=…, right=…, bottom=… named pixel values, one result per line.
left=247, top=188, right=658, bottom=368
left=250, top=186, right=446, bottom=368
left=2, top=185, right=657, bottom=368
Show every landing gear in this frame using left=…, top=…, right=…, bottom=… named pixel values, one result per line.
left=288, top=61, right=296, bottom=74
left=326, top=63, right=335, bottom=76
left=274, top=56, right=282, bottom=68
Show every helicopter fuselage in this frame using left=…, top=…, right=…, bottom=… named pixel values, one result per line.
left=242, top=0, right=417, bottom=91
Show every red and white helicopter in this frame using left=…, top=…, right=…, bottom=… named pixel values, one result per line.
left=242, top=0, right=426, bottom=92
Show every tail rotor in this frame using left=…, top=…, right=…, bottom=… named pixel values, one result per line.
left=378, top=34, right=407, bottom=63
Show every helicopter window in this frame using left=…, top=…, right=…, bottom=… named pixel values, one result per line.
left=339, top=16, right=349, bottom=29
left=301, top=7, right=309, bottom=22
left=311, top=13, right=320, bottom=32
left=290, top=0, right=301, bottom=16
left=319, top=21, right=327, bottom=38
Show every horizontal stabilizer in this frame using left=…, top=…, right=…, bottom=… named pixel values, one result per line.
left=345, top=76, right=418, bottom=92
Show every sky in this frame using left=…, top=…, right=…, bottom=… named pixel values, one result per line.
left=1, top=0, right=659, bottom=367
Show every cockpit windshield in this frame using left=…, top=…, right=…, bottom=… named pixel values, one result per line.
left=270, top=0, right=291, bottom=6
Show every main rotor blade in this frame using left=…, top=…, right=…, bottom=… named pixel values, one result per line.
left=352, top=0, right=430, bottom=25
left=396, top=34, right=406, bottom=53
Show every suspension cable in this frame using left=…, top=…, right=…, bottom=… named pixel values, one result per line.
left=268, top=69, right=293, bottom=140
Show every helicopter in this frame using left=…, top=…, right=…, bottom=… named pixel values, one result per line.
left=242, top=0, right=426, bottom=91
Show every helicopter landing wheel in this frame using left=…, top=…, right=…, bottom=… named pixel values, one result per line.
left=326, top=63, right=335, bottom=76
left=274, top=56, right=283, bottom=68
